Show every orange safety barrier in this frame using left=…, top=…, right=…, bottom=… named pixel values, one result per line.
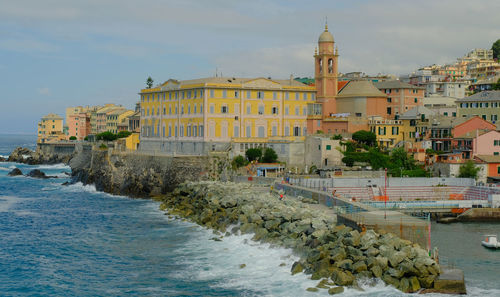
left=449, top=194, right=464, bottom=200
left=373, top=195, right=388, bottom=201
left=451, top=208, right=468, bottom=214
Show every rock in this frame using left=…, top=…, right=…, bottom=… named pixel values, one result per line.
left=306, top=287, right=319, bottom=292
left=365, top=247, right=379, bottom=257
left=328, top=286, right=344, bottom=295
left=26, top=169, right=50, bottom=179
left=210, top=237, right=222, bottom=241
left=376, top=256, right=389, bottom=269
left=388, top=268, right=405, bottom=278
left=336, top=259, right=353, bottom=271
left=388, top=251, right=406, bottom=267
left=352, top=261, right=367, bottom=273
left=291, top=261, right=304, bottom=275
left=399, top=277, right=411, bottom=293
left=418, top=275, right=436, bottom=288
left=371, top=265, right=383, bottom=278
left=382, top=273, right=400, bottom=288
left=409, top=276, right=421, bottom=292
left=7, top=168, right=22, bottom=176
left=331, top=269, right=355, bottom=286
left=239, top=264, right=246, bottom=269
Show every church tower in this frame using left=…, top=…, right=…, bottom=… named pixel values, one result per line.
left=315, top=23, right=338, bottom=117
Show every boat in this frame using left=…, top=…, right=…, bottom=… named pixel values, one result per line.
left=481, top=235, right=500, bottom=249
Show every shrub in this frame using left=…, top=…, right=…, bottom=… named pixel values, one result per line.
left=352, top=130, right=377, bottom=147
left=331, top=134, right=343, bottom=140
left=69, top=136, right=77, bottom=140
left=96, top=131, right=118, bottom=141
left=84, top=136, right=88, bottom=141
left=99, top=143, right=108, bottom=149
left=245, top=148, right=262, bottom=162
left=342, top=156, right=355, bottom=167
left=262, top=148, right=278, bottom=163
left=458, top=161, right=480, bottom=179
left=232, top=155, right=248, bottom=168
left=117, top=131, right=132, bottom=138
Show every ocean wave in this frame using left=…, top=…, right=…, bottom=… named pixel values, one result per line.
left=0, top=154, right=9, bottom=159
left=62, top=182, right=128, bottom=199
left=35, top=163, right=70, bottom=170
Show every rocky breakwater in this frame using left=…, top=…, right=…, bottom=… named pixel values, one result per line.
left=6, top=147, right=73, bottom=165
left=160, top=181, right=441, bottom=294
left=70, top=148, right=229, bottom=198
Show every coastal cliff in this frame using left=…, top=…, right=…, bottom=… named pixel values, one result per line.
left=6, top=147, right=73, bottom=165
left=69, top=148, right=231, bottom=197
left=161, top=181, right=442, bottom=294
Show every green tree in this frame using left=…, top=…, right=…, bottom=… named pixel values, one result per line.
left=342, top=156, right=355, bottom=167
left=96, top=131, right=118, bottom=141
left=146, top=76, right=154, bottom=89
left=492, top=39, right=500, bottom=60
left=367, top=148, right=390, bottom=170
left=84, top=136, right=88, bottom=141
left=69, top=136, right=77, bottom=140
left=231, top=155, right=248, bottom=169
left=261, top=148, right=278, bottom=163
left=117, top=131, right=132, bottom=138
left=458, top=161, right=480, bottom=179
left=331, top=134, right=343, bottom=140
left=352, top=130, right=377, bottom=147
left=245, top=148, right=262, bottom=162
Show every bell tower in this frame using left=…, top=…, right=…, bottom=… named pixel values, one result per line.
left=315, top=23, right=338, bottom=117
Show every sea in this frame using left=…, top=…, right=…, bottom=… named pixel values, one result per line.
left=0, top=134, right=499, bottom=297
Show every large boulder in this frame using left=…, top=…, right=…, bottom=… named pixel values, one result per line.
left=7, top=168, right=23, bottom=176
left=26, top=169, right=49, bottom=179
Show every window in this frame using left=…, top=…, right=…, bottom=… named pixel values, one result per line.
left=221, top=106, right=228, bottom=113
left=452, top=112, right=456, bottom=117
left=392, top=127, right=399, bottom=135
left=188, top=105, right=191, bottom=114
left=272, top=107, right=278, bottom=115
left=235, top=91, right=239, bottom=98
left=285, top=106, right=289, bottom=115
left=194, top=104, right=197, bottom=114
left=295, top=93, right=299, bottom=100
left=293, top=127, right=300, bottom=136
left=303, top=107, right=307, bottom=115
left=200, top=104, right=203, bottom=113
left=318, top=145, right=321, bottom=150
left=273, top=92, right=277, bottom=100
left=355, top=113, right=362, bottom=117
left=222, top=90, right=227, bottom=98
left=303, top=93, right=307, bottom=100
left=272, top=126, right=277, bottom=136
left=258, top=126, right=265, bottom=138
left=258, top=105, right=264, bottom=115
left=285, top=92, right=289, bottom=100
left=257, top=91, right=264, bottom=99
left=498, top=166, right=500, bottom=174
left=247, top=104, right=251, bottom=114
left=246, top=126, right=251, bottom=137
left=199, top=125, right=204, bottom=137
left=295, top=106, right=299, bottom=115
left=312, top=94, right=315, bottom=100
left=168, top=126, right=172, bottom=137
left=414, top=98, right=418, bottom=103
left=210, top=89, right=214, bottom=98
left=494, top=152, right=499, bottom=156
left=210, top=104, right=214, bottom=114
left=234, top=126, right=239, bottom=137
left=387, top=98, right=392, bottom=103
left=387, top=107, right=392, bottom=115
left=326, top=145, right=331, bottom=150
left=246, top=91, right=251, bottom=99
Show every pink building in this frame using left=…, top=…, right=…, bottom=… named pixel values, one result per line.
left=453, top=116, right=496, bottom=138
left=473, top=130, right=500, bottom=156
left=68, top=112, right=91, bottom=140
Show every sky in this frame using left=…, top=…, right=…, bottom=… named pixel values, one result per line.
left=0, top=0, right=499, bottom=134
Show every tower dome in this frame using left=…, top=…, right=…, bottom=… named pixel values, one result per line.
left=318, top=24, right=334, bottom=43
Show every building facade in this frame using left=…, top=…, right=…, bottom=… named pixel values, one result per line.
left=374, top=80, right=425, bottom=117
left=67, top=112, right=91, bottom=140
left=37, top=113, right=64, bottom=143
left=139, top=77, right=315, bottom=160
left=456, top=91, right=500, bottom=123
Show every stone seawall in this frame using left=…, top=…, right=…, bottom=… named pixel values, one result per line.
left=69, top=148, right=230, bottom=197
left=161, top=181, right=442, bottom=294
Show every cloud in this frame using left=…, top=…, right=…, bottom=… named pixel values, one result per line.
left=37, top=87, right=50, bottom=95
left=0, top=38, right=59, bottom=53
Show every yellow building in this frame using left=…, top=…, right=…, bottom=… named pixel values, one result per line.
left=139, top=77, right=316, bottom=157
left=106, top=109, right=134, bottom=134
left=368, top=117, right=404, bottom=149
left=37, top=113, right=65, bottom=143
